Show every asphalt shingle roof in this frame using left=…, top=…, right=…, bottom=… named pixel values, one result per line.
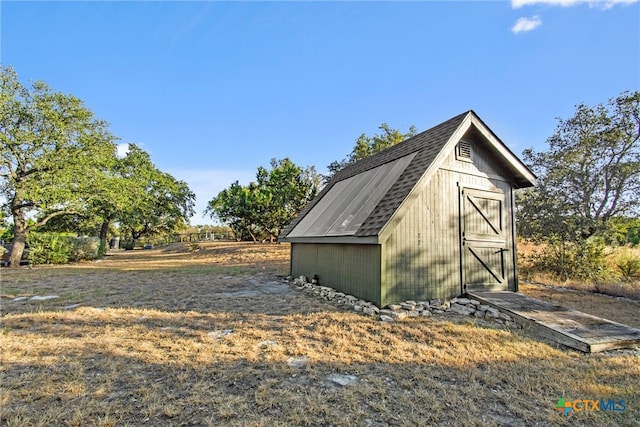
left=281, top=111, right=470, bottom=238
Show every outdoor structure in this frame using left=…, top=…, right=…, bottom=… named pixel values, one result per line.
left=280, top=111, right=537, bottom=307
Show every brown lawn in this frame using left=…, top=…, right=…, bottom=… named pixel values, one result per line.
left=1, top=242, right=638, bottom=426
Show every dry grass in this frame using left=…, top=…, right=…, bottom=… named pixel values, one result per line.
left=1, top=242, right=639, bottom=426
left=518, top=241, right=640, bottom=300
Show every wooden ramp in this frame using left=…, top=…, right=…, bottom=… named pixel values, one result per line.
left=467, top=291, right=640, bottom=353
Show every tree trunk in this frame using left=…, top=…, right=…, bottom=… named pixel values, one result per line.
left=98, top=220, right=110, bottom=256
left=9, top=206, right=27, bottom=268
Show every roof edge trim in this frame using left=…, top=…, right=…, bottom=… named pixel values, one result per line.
left=284, top=236, right=379, bottom=244
left=469, top=114, right=537, bottom=187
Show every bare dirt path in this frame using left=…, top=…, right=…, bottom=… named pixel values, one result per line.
left=1, top=243, right=326, bottom=316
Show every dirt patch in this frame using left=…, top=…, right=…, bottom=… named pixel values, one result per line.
left=0, top=243, right=331, bottom=317
left=215, top=277, right=296, bottom=298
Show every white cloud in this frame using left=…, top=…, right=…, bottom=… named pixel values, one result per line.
left=512, top=0, right=637, bottom=9
left=511, top=15, right=543, bottom=33
left=168, top=168, right=255, bottom=225
left=116, top=143, right=130, bottom=158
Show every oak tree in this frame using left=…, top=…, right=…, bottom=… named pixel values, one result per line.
left=1, top=66, right=116, bottom=266
left=206, top=181, right=263, bottom=242
left=207, top=158, right=320, bottom=242
left=116, top=145, right=195, bottom=246
left=517, top=91, right=640, bottom=241
left=326, top=123, right=417, bottom=179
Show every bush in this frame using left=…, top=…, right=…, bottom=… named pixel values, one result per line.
left=121, top=239, right=135, bottom=250
left=615, top=250, right=640, bottom=280
left=28, top=233, right=72, bottom=264
left=27, top=233, right=101, bottom=265
left=70, top=237, right=101, bottom=261
left=524, top=237, right=611, bottom=283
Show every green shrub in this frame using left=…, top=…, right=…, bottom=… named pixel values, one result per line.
left=615, top=250, right=640, bottom=280
left=27, top=233, right=101, bottom=265
left=526, top=237, right=611, bottom=283
left=121, top=239, right=135, bottom=250
left=28, top=233, right=74, bottom=264
left=69, top=237, right=101, bottom=261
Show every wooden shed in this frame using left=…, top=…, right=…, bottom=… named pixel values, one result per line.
left=280, top=111, right=536, bottom=307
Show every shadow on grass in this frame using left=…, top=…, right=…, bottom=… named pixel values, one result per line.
left=2, top=242, right=638, bottom=426
left=2, top=306, right=638, bottom=427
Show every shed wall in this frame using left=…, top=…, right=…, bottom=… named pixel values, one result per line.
left=380, top=142, right=517, bottom=306
left=290, top=243, right=382, bottom=306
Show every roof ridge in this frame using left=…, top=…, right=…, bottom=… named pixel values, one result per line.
left=280, top=111, right=471, bottom=239
left=331, top=111, right=471, bottom=182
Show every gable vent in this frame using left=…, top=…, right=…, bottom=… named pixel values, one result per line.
left=457, top=140, right=472, bottom=159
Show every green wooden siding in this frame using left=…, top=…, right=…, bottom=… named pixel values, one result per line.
left=380, top=142, right=517, bottom=306
left=290, top=243, right=382, bottom=305
left=381, top=168, right=461, bottom=305
left=289, top=135, right=520, bottom=308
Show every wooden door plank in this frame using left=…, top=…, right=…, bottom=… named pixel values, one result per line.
left=466, top=195, right=501, bottom=235
left=468, top=247, right=506, bottom=284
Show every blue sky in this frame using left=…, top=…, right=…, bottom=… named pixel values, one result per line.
left=2, top=0, right=639, bottom=224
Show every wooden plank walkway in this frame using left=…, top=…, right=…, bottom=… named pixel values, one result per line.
left=467, top=291, right=640, bottom=353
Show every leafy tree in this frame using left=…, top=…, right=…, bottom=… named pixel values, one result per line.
left=326, top=123, right=417, bottom=180
left=256, top=159, right=320, bottom=241
left=86, top=143, right=160, bottom=252
left=0, top=66, right=116, bottom=266
left=207, top=158, right=320, bottom=242
left=117, top=147, right=195, bottom=247
left=37, top=210, right=104, bottom=236
left=35, top=144, right=195, bottom=254
left=38, top=143, right=121, bottom=253
left=517, top=91, right=640, bottom=241
left=207, top=181, right=263, bottom=242
left=605, top=216, right=640, bottom=246
left=517, top=91, right=640, bottom=282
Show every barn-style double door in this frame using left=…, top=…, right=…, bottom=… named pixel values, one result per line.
left=460, top=187, right=509, bottom=293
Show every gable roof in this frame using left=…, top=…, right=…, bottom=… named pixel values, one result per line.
left=281, top=110, right=536, bottom=242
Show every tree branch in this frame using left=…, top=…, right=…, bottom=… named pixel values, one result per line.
left=27, top=208, right=80, bottom=231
